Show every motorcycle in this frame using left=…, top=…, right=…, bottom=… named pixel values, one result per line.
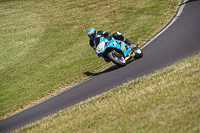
left=95, top=37, right=143, bottom=67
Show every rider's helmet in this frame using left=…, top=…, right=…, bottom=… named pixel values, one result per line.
left=87, top=28, right=97, bottom=40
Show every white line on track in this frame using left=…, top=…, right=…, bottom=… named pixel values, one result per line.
left=141, top=0, right=188, bottom=49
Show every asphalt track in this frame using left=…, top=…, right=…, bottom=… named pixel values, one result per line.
left=1, top=0, right=200, bottom=132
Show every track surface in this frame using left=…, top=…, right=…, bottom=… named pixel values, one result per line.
left=1, top=1, right=200, bottom=132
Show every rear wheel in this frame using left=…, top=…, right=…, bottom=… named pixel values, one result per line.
left=107, top=50, right=127, bottom=67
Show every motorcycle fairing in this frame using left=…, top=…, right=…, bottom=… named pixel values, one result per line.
left=95, top=37, right=130, bottom=58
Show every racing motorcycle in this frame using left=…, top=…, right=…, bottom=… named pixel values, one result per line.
left=95, top=37, right=143, bottom=67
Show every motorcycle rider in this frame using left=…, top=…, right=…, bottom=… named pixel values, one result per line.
left=87, top=28, right=138, bottom=62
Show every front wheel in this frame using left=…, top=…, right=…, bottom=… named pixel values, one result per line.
left=107, top=50, right=127, bottom=67
left=133, top=48, right=143, bottom=59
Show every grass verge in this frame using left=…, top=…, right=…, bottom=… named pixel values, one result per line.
left=15, top=54, right=200, bottom=133
left=1, top=0, right=180, bottom=119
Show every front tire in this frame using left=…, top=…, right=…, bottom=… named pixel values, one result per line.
left=107, top=50, right=127, bottom=67
left=133, top=48, right=143, bottom=59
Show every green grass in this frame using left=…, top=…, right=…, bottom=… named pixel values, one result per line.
left=15, top=54, right=200, bottom=133
left=1, top=0, right=180, bottom=119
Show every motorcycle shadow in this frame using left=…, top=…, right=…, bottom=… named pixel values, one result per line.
left=83, top=58, right=136, bottom=77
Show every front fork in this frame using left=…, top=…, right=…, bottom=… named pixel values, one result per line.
left=125, top=49, right=136, bottom=61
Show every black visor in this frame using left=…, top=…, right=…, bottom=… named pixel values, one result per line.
left=88, top=31, right=96, bottom=40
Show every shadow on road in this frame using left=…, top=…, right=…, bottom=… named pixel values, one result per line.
left=83, top=58, right=136, bottom=76
left=83, top=65, right=120, bottom=76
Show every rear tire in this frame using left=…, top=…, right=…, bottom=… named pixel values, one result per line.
left=107, top=50, right=127, bottom=67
